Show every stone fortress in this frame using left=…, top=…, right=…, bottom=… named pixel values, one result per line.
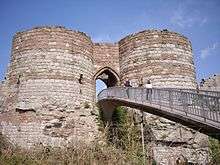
left=0, top=26, right=210, bottom=164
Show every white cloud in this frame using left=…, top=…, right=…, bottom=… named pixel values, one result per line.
left=201, top=43, right=219, bottom=59
left=170, top=4, right=207, bottom=28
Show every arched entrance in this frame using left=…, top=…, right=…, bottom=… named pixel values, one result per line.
left=94, top=67, right=120, bottom=95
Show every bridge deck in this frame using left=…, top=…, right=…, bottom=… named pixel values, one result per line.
left=98, top=87, right=220, bottom=139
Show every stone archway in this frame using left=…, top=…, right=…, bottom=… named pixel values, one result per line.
left=94, top=67, right=120, bottom=88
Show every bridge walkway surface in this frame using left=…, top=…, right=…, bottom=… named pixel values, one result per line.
left=97, top=87, right=220, bottom=140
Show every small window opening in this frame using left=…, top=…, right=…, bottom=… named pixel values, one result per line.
left=17, top=75, right=21, bottom=85
left=79, top=74, right=83, bottom=84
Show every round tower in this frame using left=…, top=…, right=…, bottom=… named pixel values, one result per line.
left=119, top=29, right=196, bottom=89
left=7, top=26, right=94, bottom=110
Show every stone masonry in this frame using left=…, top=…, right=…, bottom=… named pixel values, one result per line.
left=119, top=29, right=196, bottom=88
left=93, top=43, right=119, bottom=75
left=200, top=74, right=220, bottom=91
left=118, top=29, right=208, bottom=164
left=0, top=26, right=209, bottom=164
left=0, top=82, right=5, bottom=111
left=0, top=26, right=98, bottom=149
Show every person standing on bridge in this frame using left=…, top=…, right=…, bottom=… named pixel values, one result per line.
left=145, top=80, right=152, bottom=100
left=124, top=79, right=132, bottom=98
left=124, top=80, right=132, bottom=87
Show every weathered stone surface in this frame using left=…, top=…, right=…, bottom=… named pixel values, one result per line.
left=0, top=83, right=4, bottom=111
left=119, top=29, right=196, bottom=89
left=152, top=146, right=209, bottom=165
left=132, top=108, right=209, bottom=165
left=6, top=26, right=95, bottom=111
left=0, top=104, right=99, bottom=149
left=93, top=43, right=119, bottom=75
left=1, top=26, right=98, bottom=148
left=0, top=81, right=7, bottom=112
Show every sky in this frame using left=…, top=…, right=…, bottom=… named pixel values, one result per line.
left=0, top=0, right=220, bottom=93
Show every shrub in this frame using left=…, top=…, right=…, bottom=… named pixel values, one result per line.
left=107, top=106, right=145, bottom=164
left=0, top=139, right=143, bottom=165
left=209, top=137, right=220, bottom=164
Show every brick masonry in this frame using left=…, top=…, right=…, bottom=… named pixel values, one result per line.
left=0, top=26, right=210, bottom=164
left=93, top=43, right=119, bottom=75
left=119, top=29, right=196, bottom=88
left=7, top=26, right=94, bottom=109
left=1, top=26, right=98, bottom=149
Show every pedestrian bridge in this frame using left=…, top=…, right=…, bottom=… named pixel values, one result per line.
left=97, top=87, right=220, bottom=139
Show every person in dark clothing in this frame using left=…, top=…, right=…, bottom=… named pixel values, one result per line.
left=124, top=80, right=132, bottom=98
left=124, top=80, right=132, bottom=87
left=145, top=80, right=152, bottom=100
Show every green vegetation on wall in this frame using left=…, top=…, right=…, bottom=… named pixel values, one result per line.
left=209, top=137, right=220, bottom=164
left=107, top=106, right=144, bottom=163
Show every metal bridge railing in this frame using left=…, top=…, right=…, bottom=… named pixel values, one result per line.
left=165, top=88, right=220, bottom=97
left=98, top=87, right=220, bottom=124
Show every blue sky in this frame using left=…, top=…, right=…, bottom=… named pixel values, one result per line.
left=0, top=0, right=220, bottom=92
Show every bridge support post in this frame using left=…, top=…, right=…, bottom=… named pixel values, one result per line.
left=141, top=110, right=146, bottom=165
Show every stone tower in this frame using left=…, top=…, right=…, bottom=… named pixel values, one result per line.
left=6, top=26, right=94, bottom=110
left=119, top=29, right=196, bottom=88
left=0, top=27, right=98, bottom=148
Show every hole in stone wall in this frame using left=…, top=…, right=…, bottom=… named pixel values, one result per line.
left=79, top=74, right=83, bottom=84
left=17, top=75, right=21, bottom=85
left=16, top=108, right=36, bottom=113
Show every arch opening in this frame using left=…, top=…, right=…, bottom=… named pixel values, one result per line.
left=96, top=69, right=118, bottom=87
left=95, top=67, right=119, bottom=95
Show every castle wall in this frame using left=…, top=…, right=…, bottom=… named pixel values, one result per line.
left=0, top=82, right=4, bottom=111
left=119, top=30, right=196, bottom=88
left=93, top=43, right=119, bottom=76
left=0, top=81, right=8, bottom=112
left=0, top=106, right=98, bottom=149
